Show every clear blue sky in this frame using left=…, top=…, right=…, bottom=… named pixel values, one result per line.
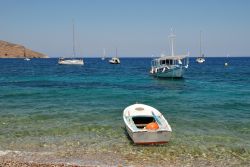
left=0, top=0, right=249, bottom=57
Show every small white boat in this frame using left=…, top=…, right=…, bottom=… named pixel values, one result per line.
left=196, top=31, right=205, bottom=64
left=58, top=58, right=84, bottom=65
left=24, top=57, right=30, bottom=61
left=150, top=30, right=189, bottom=78
left=123, top=103, right=172, bottom=144
left=23, top=47, right=30, bottom=61
left=196, top=56, right=205, bottom=63
left=109, top=57, right=120, bottom=64
left=109, top=48, right=120, bottom=64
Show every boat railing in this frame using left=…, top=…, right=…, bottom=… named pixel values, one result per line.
left=152, top=57, right=189, bottom=67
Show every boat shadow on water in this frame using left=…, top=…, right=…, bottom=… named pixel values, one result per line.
left=152, top=76, right=186, bottom=81
left=152, top=77, right=187, bottom=91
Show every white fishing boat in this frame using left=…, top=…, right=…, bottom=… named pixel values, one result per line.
left=109, top=48, right=120, bottom=64
left=58, top=21, right=84, bottom=65
left=150, top=30, right=189, bottom=78
left=196, top=31, right=205, bottom=63
left=123, top=103, right=172, bottom=144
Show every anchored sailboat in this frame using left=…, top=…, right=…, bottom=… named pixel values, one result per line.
left=109, top=48, right=120, bottom=64
left=58, top=21, right=84, bottom=65
left=196, top=31, right=205, bottom=63
left=23, top=47, right=30, bottom=61
left=225, top=54, right=229, bottom=66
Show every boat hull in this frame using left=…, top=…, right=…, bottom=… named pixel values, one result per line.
left=151, top=66, right=186, bottom=78
left=58, top=59, right=84, bottom=65
left=125, top=125, right=171, bottom=144
left=109, top=61, right=120, bottom=64
left=24, top=58, right=30, bottom=61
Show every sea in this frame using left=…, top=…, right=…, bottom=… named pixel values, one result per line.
left=0, top=57, right=249, bottom=166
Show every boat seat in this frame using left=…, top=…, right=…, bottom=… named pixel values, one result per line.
left=135, top=124, right=147, bottom=128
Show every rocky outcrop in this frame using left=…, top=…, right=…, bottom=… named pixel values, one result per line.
left=0, top=40, right=48, bottom=58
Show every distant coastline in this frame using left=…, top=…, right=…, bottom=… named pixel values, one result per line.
left=0, top=40, right=48, bottom=58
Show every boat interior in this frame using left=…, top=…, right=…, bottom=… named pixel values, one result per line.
left=132, top=116, right=155, bottom=129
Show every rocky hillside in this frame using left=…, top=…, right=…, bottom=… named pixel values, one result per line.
left=0, top=40, right=48, bottom=58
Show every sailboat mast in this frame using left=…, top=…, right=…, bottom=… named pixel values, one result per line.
left=200, top=31, right=202, bottom=57
left=72, top=21, right=76, bottom=57
left=23, top=47, right=26, bottom=57
left=171, top=37, right=174, bottom=57
left=116, top=48, right=117, bottom=57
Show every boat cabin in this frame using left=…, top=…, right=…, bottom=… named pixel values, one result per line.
left=151, top=55, right=188, bottom=68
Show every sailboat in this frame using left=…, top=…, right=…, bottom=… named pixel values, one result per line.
left=58, top=22, right=84, bottom=65
left=225, top=54, right=229, bottom=66
left=150, top=29, right=189, bottom=78
left=196, top=31, right=205, bottom=63
left=23, top=47, right=30, bottom=61
left=109, top=48, right=120, bottom=64
left=102, top=48, right=106, bottom=60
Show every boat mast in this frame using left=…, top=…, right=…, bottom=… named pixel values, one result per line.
left=23, top=47, right=26, bottom=57
left=200, top=31, right=202, bottom=57
left=72, top=20, right=76, bottom=58
left=169, top=28, right=176, bottom=57
left=103, top=48, right=106, bottom=58
left=116, top=48, right=117, bottom=58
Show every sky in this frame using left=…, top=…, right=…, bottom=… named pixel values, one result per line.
left=0, top=0, right=250, bottom=57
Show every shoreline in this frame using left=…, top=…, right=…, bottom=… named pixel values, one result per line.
left=0, top=149, right=249, bottom=167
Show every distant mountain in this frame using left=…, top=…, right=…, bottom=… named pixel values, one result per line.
left=0, top=40, right=48, bottom=58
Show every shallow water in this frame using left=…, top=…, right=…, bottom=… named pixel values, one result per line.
left=0, top=57, right=250, bottom=166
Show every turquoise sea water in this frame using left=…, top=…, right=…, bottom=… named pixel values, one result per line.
left=0, top=57, right=250, bottom=165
